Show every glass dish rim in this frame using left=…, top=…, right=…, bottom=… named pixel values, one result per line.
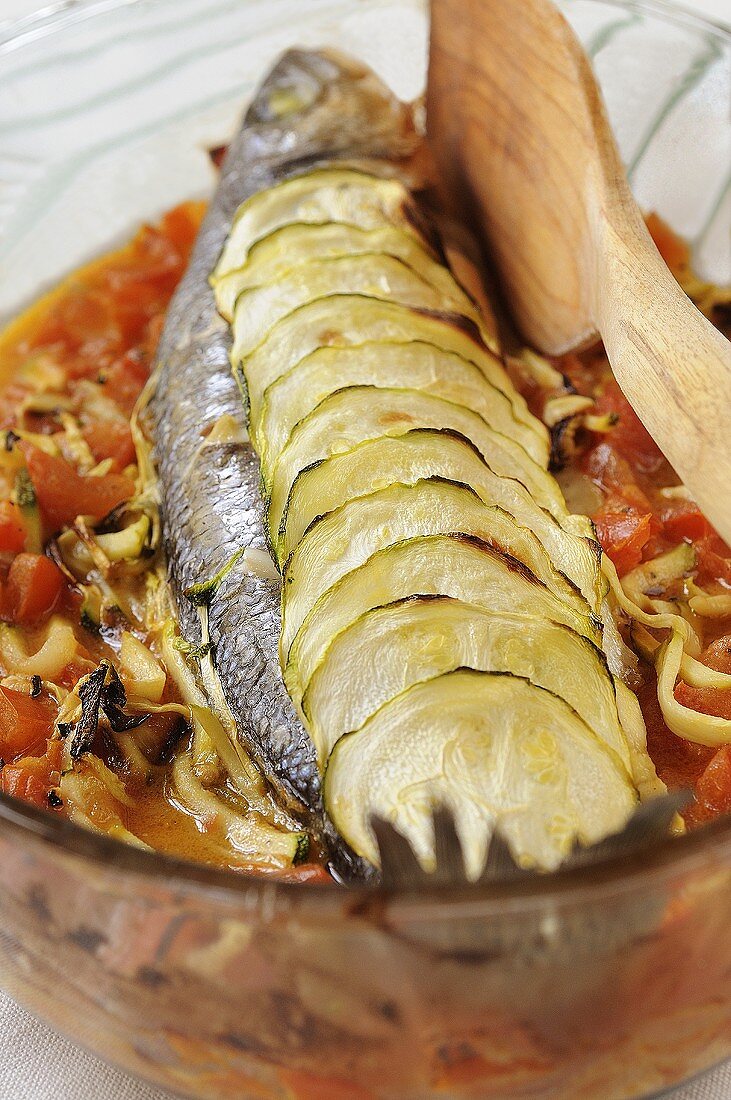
left=0, top=0, right=728, bottom=53
left=0, top=0, right=729, bottom=911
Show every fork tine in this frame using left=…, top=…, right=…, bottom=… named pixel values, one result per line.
left=371, top=815, right=431, bottom=888
left=371, top=791, right=690, bottom=889
left=479, top=828, right=529, bottom=882
left=562, top=789, right=690, bottom=869
left=431, top=805, right=466, bottom=883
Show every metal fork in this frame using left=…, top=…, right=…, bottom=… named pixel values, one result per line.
left=371, top=791, right=690, bottom=888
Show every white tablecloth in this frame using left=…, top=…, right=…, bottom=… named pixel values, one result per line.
left=0, top=0, right=729, bottom=1096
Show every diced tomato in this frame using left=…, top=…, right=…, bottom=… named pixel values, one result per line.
left=646, top=212, right=690, bottom=276
left=701, top=635, right=731, bottom=675
left=593, top=380, right=665, bottom=475
left=695, top=746, right=731, bottom=815
left=82, top=417, right=136, bottom=471
left=58, top=289, right=121, bottom=351
left=1, top=766, right=49, bottom=806
left=5, top=553, right=64, bottom=624
left=673, top=638, right=731, bottom=819
left=21, top=441, right=134, bottom=530
left=0, top=687, right=57, bottom=760
left=694, top=534, right=731, bottom=587
left=593, top=508, right=653, bottom=575
left=674, top=635, right=731, bottom=724
left=101, top=350, right=150, bottom=415
left=0, top=731, right=62, bottom=807
left=0, top=501, right=26, bottom=553
left=675, top=681, right=731, bottom=722
left=583, top=442, right=653, bottom=510
left=107, top=226, right=181, bottom=294
left=159, top=201, right=206, bottom=255
left=660, top=500, right=712, bottom=543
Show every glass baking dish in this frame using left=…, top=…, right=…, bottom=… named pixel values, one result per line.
left=0, top=2, right=729, bottom=1097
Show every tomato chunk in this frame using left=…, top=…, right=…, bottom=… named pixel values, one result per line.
left=695, top=534, right=731, bottom=587
left=82, top=417, right=136, bottom=471
left=0, top=501, right=26, bottom=554
left=159, top=201, right=206, bottom=254
left=660, top=501, right=712, bottom=544
left=100, top=351, right=149, bottom=416
left=21, top=441, right=134, bottom=530
left=675, top=635, right=731, bottom=723
left=695, top=746, right=731, bottom=815
left=6, top=553, right=64, bottom=623
left=594, top=380, right=665, bottom=475
left=1, top=740, right=62, bottom=807
left=0, top=687, right=57, bottom=760
left=1, top=767, right=49, bottom=806
left=701, top=635, right=731, bottom=675
left=593, top=508, right=653, bottom=575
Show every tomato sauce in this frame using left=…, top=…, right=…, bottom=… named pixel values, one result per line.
left=545, top=216, right=731, bottom=824
left=0, top=205, right=205, bottom=838
left=0, top=198, right=728, bottom=866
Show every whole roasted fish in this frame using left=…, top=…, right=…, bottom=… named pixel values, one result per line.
left=151, top=50, right=426, bottom=878
left=151, top=48, right=672, bottom=883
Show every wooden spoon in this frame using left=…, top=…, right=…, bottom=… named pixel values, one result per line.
left=427, top=0, right=731, bottom=543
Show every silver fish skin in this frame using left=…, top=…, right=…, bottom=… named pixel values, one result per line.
left=149, top=49, right=421, bottom=873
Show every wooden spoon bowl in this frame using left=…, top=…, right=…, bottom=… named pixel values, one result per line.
left=427, top=0, right=731, bottom=543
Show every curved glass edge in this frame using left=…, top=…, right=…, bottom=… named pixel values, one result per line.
left=0, top=0, right=729, bottom=906
left=1, top=785, right=729, bottom=912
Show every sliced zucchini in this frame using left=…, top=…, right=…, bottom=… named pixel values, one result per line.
left=215, top=168, right=428, bottom=278
left=215, top=222, right=438, bottom=311
left=280, top=428, right=603, bottom=610
left=282, top=478, right=589, bottom=655
left=255, top=341, right=547, bottom=471
left=119, top=631, right=166, bottom=702
left=13, top=467, right=42, bottom=554
left=94, top=514, right=150, bottom=562
left=283, top=534, right=602, bottom=706
left=267, top=386, right=568, bottom=544
left=216, top=222, right=467, bottom=322
left=324, top=670, right=637, bottom=877
left=239, top=294, right=520, bottom=433
left=230, top=253, right=479, bottom=360
left=304, top=598, right=631, bottom=772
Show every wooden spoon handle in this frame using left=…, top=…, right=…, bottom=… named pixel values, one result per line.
left=596, top=198, right=731, bottom=542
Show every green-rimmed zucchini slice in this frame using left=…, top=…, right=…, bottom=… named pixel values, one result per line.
left=230, top=253, right=480, bottom=360
left=324, top=669, right=638, bottom=878
left=280, top=428, right=603, bottom=610
left=215, top=222, right=461, bottom=322
left=303, top=597, right=632, bottom=774
left=255, top=341, right=547, bottom=472
left=215, top=167, right=430, bottom=278
left=283, top=534, right=602, bottom=706
left=238, top=294, right=516, bottom=429
left=267, top=386, right=568, bottom=546
left=282, top=478, right=589, bottom=656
